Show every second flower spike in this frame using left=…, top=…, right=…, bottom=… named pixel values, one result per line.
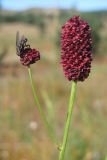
left=16, top=31, right=40, bottom=66
left=61, top=16, right=92, bottom=82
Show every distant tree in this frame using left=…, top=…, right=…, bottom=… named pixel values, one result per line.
left=34, top=14, right=46, bottom=35
left=0, top=0, right=2, bottom=24
left=81, top=13, right=102, bottom=54
left=0, top=1, right=1, bottom=9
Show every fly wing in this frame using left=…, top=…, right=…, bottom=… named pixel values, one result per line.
left=16, top=32, right=30, bottom=56
left=20, top=35, right=24, bottom=42
left=20, top=35, right=27, bottom=44
left=20, top=35, right=29, bottom=50
left=16, top=31, right=21, bottom=56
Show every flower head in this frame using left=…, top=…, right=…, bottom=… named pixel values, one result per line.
left=61, top=16, right=92, bottom=81
left=16, top=31, right=40, bottom=66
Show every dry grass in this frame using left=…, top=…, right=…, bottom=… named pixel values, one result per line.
left=0, top=22, right=56, bottom=64
left=0, top=22, right=107, bottom=160
left=0, top=59, right=107, bottom=160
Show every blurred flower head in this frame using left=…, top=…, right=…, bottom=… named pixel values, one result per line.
left=16, top=31, right=40, bottom=66
left=29, top=121, right=38, bottom=130
left=61, top=16, right=92, bottom=81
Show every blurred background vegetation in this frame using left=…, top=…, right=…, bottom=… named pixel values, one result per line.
left=0, top=2, right=107, bottom=160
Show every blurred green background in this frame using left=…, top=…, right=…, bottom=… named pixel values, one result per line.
left=0, top=0, right=107, bottom=160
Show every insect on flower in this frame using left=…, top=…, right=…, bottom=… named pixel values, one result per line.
left=16, top=31, right=31, bottom=56
left=16, top=31, right=40, bottom=66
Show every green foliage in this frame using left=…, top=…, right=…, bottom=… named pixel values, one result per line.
left=81, top=12, right=102, bottom=54
left=58, top=9, right=72, bottom=25
left=66, top=132, right=88, bottom=160
left=0, top=12, right=47, bottom=35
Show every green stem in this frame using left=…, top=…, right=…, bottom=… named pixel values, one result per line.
left=28, top=66, right=57, bottom=145
left=59, top=81, right=77, bottom=160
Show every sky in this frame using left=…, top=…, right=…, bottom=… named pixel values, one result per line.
left=1, top=0, right=107, bottom=12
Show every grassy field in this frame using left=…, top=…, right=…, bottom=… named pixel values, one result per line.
left=0, top=17, right=107, bottom=160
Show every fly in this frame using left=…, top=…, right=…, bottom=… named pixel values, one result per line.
left=16, top=31, right=31, bottom=56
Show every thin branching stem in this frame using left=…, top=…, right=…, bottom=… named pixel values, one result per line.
left=28, top=66, right=58, bottom=145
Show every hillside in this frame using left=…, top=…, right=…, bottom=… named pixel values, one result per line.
left=0, top=8, right=107, bottom=64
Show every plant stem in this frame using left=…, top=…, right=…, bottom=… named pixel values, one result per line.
left=59, top=81, right=77, bottom=160
left=28, top=66, right=57, bottom=145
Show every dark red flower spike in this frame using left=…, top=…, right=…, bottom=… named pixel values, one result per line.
left=61, top=16, right=92, bottom=81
